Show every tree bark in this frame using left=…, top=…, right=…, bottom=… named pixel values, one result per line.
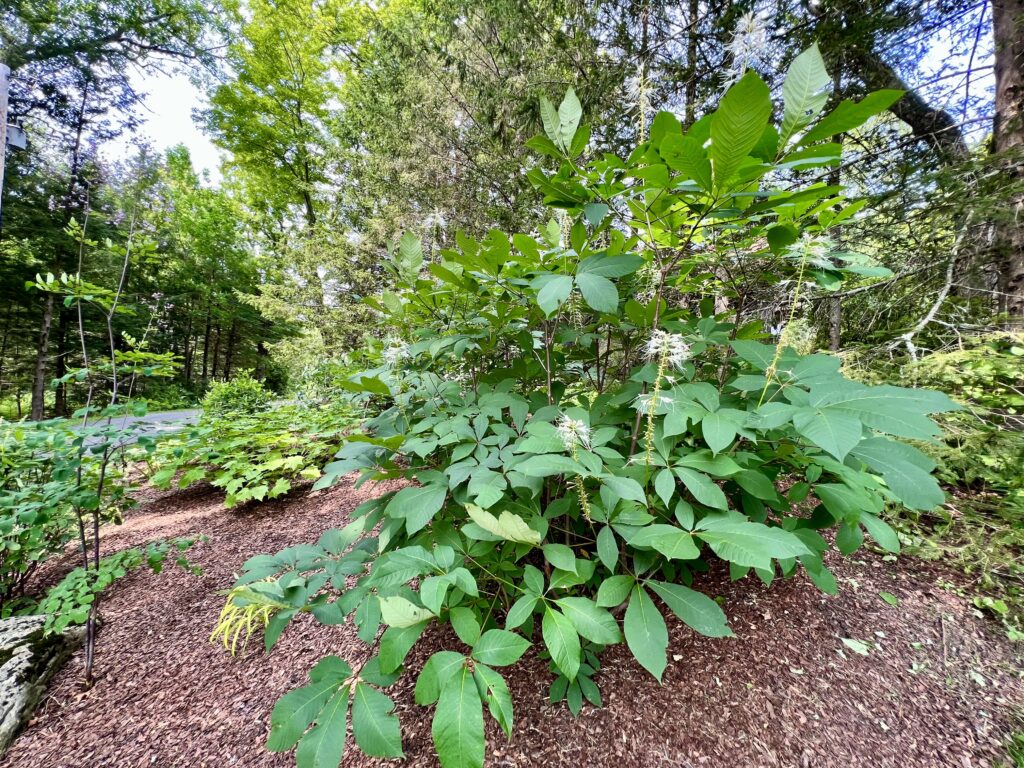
left=30, top=294, right=54, bottom=420
left=53, top=308, right=70, bottom=416
left=223, top=319, right=237, bottom=379
left=992, top=0, right=1024, bottom=323
left=201, top=303, right=212, bottom=385
left=211, top=323, right=221, bottom=380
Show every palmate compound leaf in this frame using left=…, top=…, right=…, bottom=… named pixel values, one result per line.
left=465, top=503, right=542, bottom=545
left=267, top=656, right=351, bottom=752
left=432, top=666, right=485, bottom=768
left=385, top=483, right=447, bottom=535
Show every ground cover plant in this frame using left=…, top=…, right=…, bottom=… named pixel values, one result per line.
left=213, top=48, right=963, bottom=768
left=148, top=403, right=359, bottom=507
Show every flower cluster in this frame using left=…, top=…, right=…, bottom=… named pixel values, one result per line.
left=724, top=10, right=769, bottom=86
left=382, top=340, right=409, bottom=367
left=644, top=330, right=692, bottom=370
left=556, top=414, right=591, bottom=452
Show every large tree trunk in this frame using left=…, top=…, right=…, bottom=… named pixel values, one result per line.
left=29, top=294, right=54, bottom=420
left=993, top=0, right=1024, bottom=323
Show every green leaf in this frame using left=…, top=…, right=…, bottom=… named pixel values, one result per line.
left=575, top=272, right=618, bottom=313
left=555, top=596, right=622, bottom=644
left=432, top=667, right=485, bottom=768
left=515, top=454, right=586, bottom=478
left=577, top=253, right=643, bottom=277
left=449, top=606, right=481, bottom=646
left=700, top=411, right=740, bottom=454
left=800, top=89, right=904, bottom=146
left=649, top=581, right=733, bottom=638
left=596, top=525, right=619, bottom=571
left=505, top=594, right=538, bottom=629
left=379, top=596, right=434, bottom=628
left=386, top=483, right=447, bottom=535
left=415, top=651, right=466, bottom=706
left=536, top=274, right=574, bottom=315
left=779, top=44, right=832, bottom=147
left=860, top=513, right=901, bottom=553
left=793, top=407, right=863, bottom=462
left=378, top=621, right=429, bottom=674
left=602, top=475, right=647, bottom=504
left=850, top=438, right=944, bottom=510
left=351, top=683, right=403, bottom=758
left=267, top=658, right=350, bottom=752
left=473, top=664, right=514, bottom=737
left=539, top=95, right=561, bottom=147
left=660, top=133, right=712, bottom=191
left=542, top=542, right=577, bottom=573
left=710, top=70, right=773, bottom=189
left=471, top=629, right=531, bottom=666
left=654, top=468, right=675, bottom=507
left=624, top=586, right=668, bottom=682
left=696, top=517, right=811, bottom=570
left=542, top=606, right=581, bottom=680
left=465, top=504, right=541, bottom=546
left=294, top=686, right=350, bottom=768
left=674, top=467, right=728, bottom=510
left=596, top=574, right=634, bottom=607
left=557, top=87, right=583, bottom=149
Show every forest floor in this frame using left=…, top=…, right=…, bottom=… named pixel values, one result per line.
left=2, top=480, right=1021, bottom=768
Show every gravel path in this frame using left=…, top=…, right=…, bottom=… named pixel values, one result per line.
left=2, top=480, right=1021, bottom=768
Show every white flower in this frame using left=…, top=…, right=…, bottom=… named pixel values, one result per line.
left=634, top=393, right=673, bottom=415
left=382, top=340, right=409, bottom=367
left=723, top=11, right=769, bottom=86
left=645, top=330, right=692, bottom=370
left=556, top=414, right=591, bottom=451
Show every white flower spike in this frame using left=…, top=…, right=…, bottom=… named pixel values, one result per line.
left=556, top=414, right=591, bottom=452
left=645, top=330, right=692, bottom=371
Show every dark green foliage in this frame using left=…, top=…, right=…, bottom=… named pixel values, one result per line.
left=37, top=537, right=204, bottom=634
left=201, top=371, right=273, bottom=417
left=149, top=404, right=357, bottom=507
left=219, top=54, right=961, bottom=768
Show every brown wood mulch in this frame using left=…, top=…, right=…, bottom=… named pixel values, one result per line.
left=1, top=479, right=1021, bottom=768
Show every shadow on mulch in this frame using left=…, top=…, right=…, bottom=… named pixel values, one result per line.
left=2, top=479, right=1021, bottom=768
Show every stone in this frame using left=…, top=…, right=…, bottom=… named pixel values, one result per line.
left=0, top=615, right=85, bottom=756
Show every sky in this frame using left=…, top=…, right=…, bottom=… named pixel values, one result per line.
left=105, top=68, right=224, bottom=184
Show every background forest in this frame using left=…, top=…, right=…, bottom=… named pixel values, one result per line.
left=1, top=0, right=1021, bottom=417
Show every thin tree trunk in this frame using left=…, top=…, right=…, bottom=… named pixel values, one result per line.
left=685, top=0, right=699, bottom=127
left=993, top=0, right=1024, bottom=323
left=211, top=324, right=222, bottom=380
left=30, top=294, right=54, bottom=420
left=201, top=303, right=212, bottom=385
left=54, top=308, right=70, bottom=416
left=224, top=319, right=238, bottom=378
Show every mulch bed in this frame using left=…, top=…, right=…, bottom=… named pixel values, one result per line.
left=2, top=479, right=1021, bottom=768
